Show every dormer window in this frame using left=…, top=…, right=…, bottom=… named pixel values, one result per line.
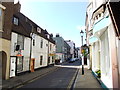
left=47, top=34, right=50, bottom=39
left=13, top=17, right=19, bottom=25
left=37, top=27, right=41, bottom=33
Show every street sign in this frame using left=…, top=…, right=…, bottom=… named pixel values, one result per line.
left=49, top=53, right=55, bottom=56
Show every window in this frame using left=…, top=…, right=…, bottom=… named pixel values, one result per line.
left=37, top=27, right=41, bottom=33
left=0, top=8, right=2, bottom=31
left=0, top=8, right=4, bottom=31
left=17, top=56, right=23, bottom=73
left=52, top=56, right=54, bottom=63
left=41, top=39, right=43, bottom=48
left=17, top=34, right=24, bottom=50
left=0, top=8, right=2, bottom=16
left=33, top=39, right=35, bottom=46
left=48, top=57, right=50, bottom=64
left=13, top=17, right=19, bottom=25
left=40, top=56, right=43, bottom=65
left=47, top=34, right=50, bottom=39
left=50, top=44, right=52, bottom=51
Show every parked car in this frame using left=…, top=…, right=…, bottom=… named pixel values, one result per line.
left=75, top=58, right=79, bottom=61
left=69, top=58, right=75, bottom=63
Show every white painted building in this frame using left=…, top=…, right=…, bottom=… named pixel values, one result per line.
left=86, top=0, right=120, bottom=88
left=66, top=40, right=75, bottom=59
left=10, top=5, right=56, bottom=77
left=10, top=32, right=31, bottom=76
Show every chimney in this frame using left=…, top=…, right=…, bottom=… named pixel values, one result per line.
left=56, top=34, right=59, bottom=37
left=14, top=1, right=21, bottom=13
left=50, top=33, right=53, bottom=37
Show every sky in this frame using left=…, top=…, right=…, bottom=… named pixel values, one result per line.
left=15, top=0, right=88, bottom=47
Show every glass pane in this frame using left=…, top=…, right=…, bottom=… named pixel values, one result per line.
left=17, top=57, right=23, bottom=73
left=0, top=8, right=2, bottom=16
left=17, top=34, right=24, bottom=50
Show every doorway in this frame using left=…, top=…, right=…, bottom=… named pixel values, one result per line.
left=0, top=51, right=7, bottom=79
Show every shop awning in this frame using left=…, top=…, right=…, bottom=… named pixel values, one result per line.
left=93, top=16, right=110, bottom=35
left=89, top=36, right=98, bottom=44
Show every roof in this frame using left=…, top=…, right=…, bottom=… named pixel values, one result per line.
left=12, top=12, right=55, bottom=44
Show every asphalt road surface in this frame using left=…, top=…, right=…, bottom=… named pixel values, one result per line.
left=17, top=60, right=81, bottom=89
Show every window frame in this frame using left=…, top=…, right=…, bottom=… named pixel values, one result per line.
left=40, top=39, right=43, bottom=48
left=0, top=6, right=5, bottom=32
left=13, top=17, right=19, bottom=25
left=40, top=55, right=43, bottom=65
left=17, top=34, right=24, bottom=50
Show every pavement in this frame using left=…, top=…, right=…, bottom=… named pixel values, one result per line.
left=2, top=65, right=59, bottom=89
left=1, top=62, right=103, bottom=89
left=73, top=65, right=103, bottom=89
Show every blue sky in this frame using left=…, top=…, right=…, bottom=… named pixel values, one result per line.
left=16, top=0, right=88, bottom=47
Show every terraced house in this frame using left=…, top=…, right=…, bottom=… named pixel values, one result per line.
left=0, top=1, right=14, bottom=80
left=1, top=1, right=56, bottom=79
left=10, top=2, right=56, bottom=77
left=85, top=0, right=120, bottom=88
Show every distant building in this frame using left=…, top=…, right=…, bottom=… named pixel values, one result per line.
left=64, top=41, right=71, bottom=61
left=65, top=40, right=75, bottom=59
left=76, top=47, right=81, bottom=59
left=53, top=34, right=71, bottom=63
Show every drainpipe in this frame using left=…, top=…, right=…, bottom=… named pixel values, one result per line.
left=47, top=39, right=49, bottom=66
left=29, top=23, right=33, bottom=72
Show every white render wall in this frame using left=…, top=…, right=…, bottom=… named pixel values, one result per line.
left=91, top=41, right=100, bottom=72
left=117, top=39, right=120, bottom=86
left=92, top=0, right=106, bottom=12
left=48, top=42, right=56, bottom=64
left=100, top=28, right=113, bottom=88
left=66, top=41, right=74, bottom=58
left=11, top=32, right=31, bottom=71
left=11, top=32, right=55, bottom=71
left=11, top=32, right=18, bottom=56
left=23, top=37, right=31, bottom=71
left=32, top=34, right=48, bottom=69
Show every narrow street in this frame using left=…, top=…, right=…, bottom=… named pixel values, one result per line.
left=17, top=60, right=81, bottom=89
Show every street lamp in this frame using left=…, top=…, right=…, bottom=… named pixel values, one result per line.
left=80, top=30, right=84, bottom=75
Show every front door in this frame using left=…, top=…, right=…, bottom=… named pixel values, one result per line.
left=10, top=57, right=16, bottom=77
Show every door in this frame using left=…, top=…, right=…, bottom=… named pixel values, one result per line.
left=10, top=57, right=16, bottom=77
left=30, top=58, right=35, bottom=72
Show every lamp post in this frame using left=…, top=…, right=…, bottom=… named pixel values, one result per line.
left=80, top=30, right=84, bottom=75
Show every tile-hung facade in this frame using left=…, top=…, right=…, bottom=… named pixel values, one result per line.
left=10, top=2, right=55, bottom=77
left=86, top=0, right=120, bottom=88
left=0, top=2, right=14, bottom=80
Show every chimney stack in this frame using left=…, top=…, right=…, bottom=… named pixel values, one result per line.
left=14, top=1, right=21, bottom=13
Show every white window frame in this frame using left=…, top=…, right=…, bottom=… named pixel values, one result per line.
left=0, top=4, right=6, bottom=32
